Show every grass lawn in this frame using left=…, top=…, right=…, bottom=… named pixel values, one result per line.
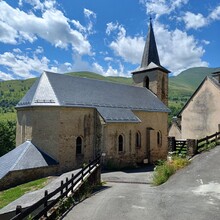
left=0, top=178, right=50, bottom=209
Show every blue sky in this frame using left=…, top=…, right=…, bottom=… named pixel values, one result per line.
left=0, top=0, right=220, bottom=80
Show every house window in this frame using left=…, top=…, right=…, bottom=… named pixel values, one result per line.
left=157, top=131, right=162, bottom=147
left=76, top=136, right=82, bottom=155
left=118, top=135, right=124, bottom=152
left=136, top=131, right=141, bottom=148
left=143, top=76, right=149, bottom=89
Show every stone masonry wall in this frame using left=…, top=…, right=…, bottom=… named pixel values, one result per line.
left=0, top=165, right=58, bottom=191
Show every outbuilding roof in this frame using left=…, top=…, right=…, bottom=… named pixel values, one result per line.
left=16, top=71, right=170, bottom=122
left=0, top=141, right=58, bottom=179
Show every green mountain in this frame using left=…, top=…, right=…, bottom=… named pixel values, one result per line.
left=169, top=67, right=220, bottom=98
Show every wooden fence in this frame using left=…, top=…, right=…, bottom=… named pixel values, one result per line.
left=197, top=132, right=220, bottom=152
left=175, top=140, right=187, bottom=155
left=169, top=131, right=220, bottom=157
left=11, top=155, right=101, bottom=220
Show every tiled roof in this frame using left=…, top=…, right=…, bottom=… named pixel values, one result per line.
left=0, top=141, right=58, bottom=179
left=16, top=71, right=170, bottom=122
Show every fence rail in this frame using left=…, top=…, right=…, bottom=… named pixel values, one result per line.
left=197, top=132, right=220, bottom=151
left=169, top=131, right=220, bottom=157
left=11, top=155, right=101, bottom=220
left=175, top=140, right=187, bottom=155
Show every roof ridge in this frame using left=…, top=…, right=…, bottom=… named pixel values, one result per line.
left=9, top=141, right=31, bottom=171
left=44, top=71, right=150, bottom=90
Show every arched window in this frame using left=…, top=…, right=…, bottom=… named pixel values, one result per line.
left=118, top=135, right=124, bottom=152
left=76, top=136, right=82, bottom=155
left=143, top=76, right=149, bottom=89
left=135, top=131, right=141, bottom=148
left=157, top=131, right=162, bottom=147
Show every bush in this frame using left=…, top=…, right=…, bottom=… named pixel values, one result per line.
left=153, top=157, right=190, bottom=186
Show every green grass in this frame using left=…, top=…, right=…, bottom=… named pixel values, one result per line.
left=153, top=157, right=190, bottom=186
left=0, top=112, right=16, bottom=121
left=0, top=178, right=49, bottom=209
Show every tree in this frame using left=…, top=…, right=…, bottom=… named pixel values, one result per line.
left=0, top=120, right=16, bottom=157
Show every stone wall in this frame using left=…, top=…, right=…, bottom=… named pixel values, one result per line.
left=16, top=107, right=95, bottom=174
left=181, top=78, right=220, bottom=139
left=0, top=165, right=58, bottom=191
left=132, top=69, right=168, bottom=106
left=169, top=123, right=181, bottom=139
left=102, top=111, right=168, bottom=168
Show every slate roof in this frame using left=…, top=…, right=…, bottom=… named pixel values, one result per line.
left=0, top=141, right=58, bottom=179
left=16, top=71, right=170, bottom=122
left=132, top=20, right=170, bottom=74
left=141, top=19, right=160, bottom=68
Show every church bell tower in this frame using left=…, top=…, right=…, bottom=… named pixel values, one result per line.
left=131, top=19, right=170, bottom=106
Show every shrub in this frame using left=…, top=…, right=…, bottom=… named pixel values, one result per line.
left=153, top=157, right=189, bottom=186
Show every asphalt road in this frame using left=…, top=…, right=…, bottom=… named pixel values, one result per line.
left=63, top=147, right=220, bottom=220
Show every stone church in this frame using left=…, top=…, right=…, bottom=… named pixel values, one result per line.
left=0, top=21, right=170, bottom=189
left=169, top=72, right=220, bottom=139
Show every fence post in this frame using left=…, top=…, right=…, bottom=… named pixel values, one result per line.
left=168, top=137, right=176, bottom=152
left=215, top=132, right=218, bottom=143
left=61, top=180, right=64, bottom=196
left=206, top=136, right=209, bottom=144
left=44, top=190, right=48, bottom=217
left=71, top=173, right=74, bottom=193
left=16, top=205, right=22, bottom=215
left=187, top=139, right=197, bottom=157
left=66, top=177, right=68, bottom=196
left=89, top=160, right=91, bottom=173
left=81, top=168, right=84, bottom=181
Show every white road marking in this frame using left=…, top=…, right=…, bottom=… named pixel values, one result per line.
left=193, top=182, right=220, bottom=201
left=132, top=205, right=145, bottom=209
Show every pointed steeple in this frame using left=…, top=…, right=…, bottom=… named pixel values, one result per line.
left=141, top=18, right=160, bottom=68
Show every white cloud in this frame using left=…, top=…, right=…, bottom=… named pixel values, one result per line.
left=106, top=22, right=120, bottom=35
left=19, top=0, right=56, bottom=11
left=84, top=8, right=96, bottom=35
left=0, top=71, right=14, bottom=81
left=183, top=12, right=208, bottom=30
left=72, top=8, right=96, bottom=37
left=106, top=21, right=208, bottom=75
left=209, top=5, right=220, bottom=20
left=140, top=0, right=189, bottom=18
left=0, top=21, right=18, bottom=44
left=182, top=5, right=220, bottom=30
left=0, top=51, right=50, bottom=79
left=92, top=61, right=127, bottom=77
left=154, top=22, right=208, bottom=75
left=104, top=57, right=113, bottom=61
left=107, top=22, right=145, bottom=64
left=0, top=1, right=92, bottom=55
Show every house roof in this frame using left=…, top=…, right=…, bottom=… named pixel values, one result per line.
left=0, top=141, right=58, bottom=179
left=178, top=76, right=220, bottom=117
left=16, top=71, right=170, bottom=123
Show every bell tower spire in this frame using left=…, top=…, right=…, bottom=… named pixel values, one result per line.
left=131, top=19, right=170, bottom=106
left=141, top=18, right=160, bottom=68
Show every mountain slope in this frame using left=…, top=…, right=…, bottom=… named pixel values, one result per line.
left=169, top=67, right=220, bottom=97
